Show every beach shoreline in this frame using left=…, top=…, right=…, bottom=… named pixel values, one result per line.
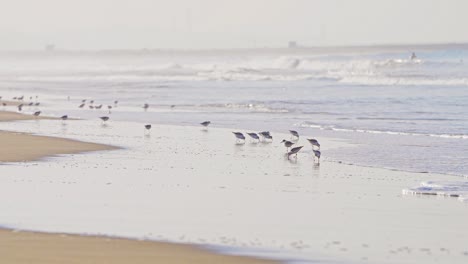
left=0, top=110, right=281, bottom=264
left=0, top=110, right=117, bottom=162
left=1, top=109, right=468, bottom=264
left=0, top=228, right=279, bottom=264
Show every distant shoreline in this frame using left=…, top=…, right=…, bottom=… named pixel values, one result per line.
left=1, top=42, right=468, bottom=55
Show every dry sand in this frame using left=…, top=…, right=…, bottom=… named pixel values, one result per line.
left=0, top=130, right=118, bottom=162
left=0, top=229, right=277, bottom=264
left=0, top=110, right=114, bottom=162
left=0, top=110, right=53, bottom=122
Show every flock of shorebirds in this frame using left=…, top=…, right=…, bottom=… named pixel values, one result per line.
left=3, top=95, right=321, bottom=163
left=202, top=121, right=322, bottom=163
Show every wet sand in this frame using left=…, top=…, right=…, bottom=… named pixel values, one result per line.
left=0, top=111, right=278, bottom=264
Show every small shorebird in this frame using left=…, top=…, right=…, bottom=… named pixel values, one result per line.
left=61, top=115, right=68, bottom=120
left=287, top=146, right=303, bottom=160
left=95, top=104, right=103, bottom=109
left=17, top=104, right=23, bottom=111
left=107, top=105, right=112, bottom=114
left=144, top=124, right=152, bottom=134
left=143, top=103, right=149, bottom=111
left=89, top=105, right=94, bottom=109
left=289, top=130, right=299, bottom=139
left=34, top=102, right=40, bottom=106
left=33, top=111, right=41, bottom=117
left=232, top=132, right=246, bottom=143
left=79, top=103, right=85, bottom=108
left=258, top=131, right=273, bottom=142
left=200, top=121, right=211, bottom=127
left=114, top=100, right=118, bottom=106
left=247, top=132, right=260, bottom=142
left=307, top=138, right=321, bottom=149
left=313, top=150, right=321, bottom=163
left=100, top=116, right=109, bottom=123
left=280, top=139, right=294, bottom=152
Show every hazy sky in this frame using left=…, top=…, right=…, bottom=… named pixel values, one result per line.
left=1, top=0, right=467, bottom=50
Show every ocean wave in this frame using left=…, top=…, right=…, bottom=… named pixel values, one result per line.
left=403, top=181, right=468, bottom=202
left=299, top=122, right=468, bottom=140
left=2, top=51, right=468, bottom=85
left=198, top=103, right=289, bottom=113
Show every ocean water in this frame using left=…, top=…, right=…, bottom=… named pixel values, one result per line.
left=1, top=45, right=467, bottom=179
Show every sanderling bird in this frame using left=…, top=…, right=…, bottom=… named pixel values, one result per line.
left=107, top=105, right=112, bottom=114
left=95, top=104, right=103, bottom=109
left=100, top=116, right=110, bottom=123
left=258, top=131, right=273, bottom=142
left=232, top=132, right=246, bottom=143
left=313, top=150, right=321, bottom=163
left=17, top=104, right=23, bottom=111
left=247, top=132, right=260, bottom=142
left=33, top=111, right=41, bottom=117
left=79, top=103, right=85, bottom=108
left=287, top=146, right=303, bottom=160
left=61, top=115, right=68, bottom=120
left=145, top=124, right=152, bottom=133
left=289, top=130, right=299, bottom=139
left=280, top=139, right=294, bottom=152
left=307, top=138, right=321, bottom=149
left=200, top=121, right=211, bottom=127
left=143, top=103, right=149, bottom=110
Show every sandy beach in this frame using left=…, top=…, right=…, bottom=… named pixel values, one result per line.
left=2, top=2, right=468, bottom=263
left=0, top=229, right=276, bottom=264
left=0, top=111, right=115, bottom=162
left=0, top=112, right=467, bottom=264
left=0, top=111, right=279, bottom=264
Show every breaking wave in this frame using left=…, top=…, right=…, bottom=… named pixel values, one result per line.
left=299, top=122, right=468, bottom=140
left=403, top=181, right=468, bottom=202
left=2, top=49, right=468, bottom=85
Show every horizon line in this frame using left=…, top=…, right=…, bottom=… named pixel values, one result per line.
left=1, top=41, right=468, bottom=53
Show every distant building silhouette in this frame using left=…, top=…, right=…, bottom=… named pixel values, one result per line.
left=288, top=41, right=298, bottom=48
left=45, top=44, right=55, bottom=52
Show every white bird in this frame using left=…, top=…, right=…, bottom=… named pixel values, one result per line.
left=289, top=130, right=299, bottom=139
left=287, top=146, right=303, bottom=160
left=307, top=138, right=321, bottom=149
left=200, top=121, right=211, bottom=127
left=232, top=132, right=246, bottom=143
left=313, top=150, right=321, bottom=163
left=247, top=132, right=260, bottom=142
left=280, top=139, right=294, bottom=152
